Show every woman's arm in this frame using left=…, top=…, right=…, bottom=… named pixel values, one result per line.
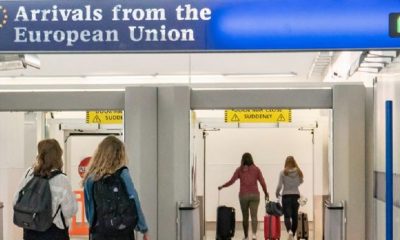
left=59, top=175, right=78, bottom=219
left=257, top=169, right=268, bottom=198
left=219, top=168, right=240, bottom=189
left=83, top=178, right=95, bottom=226
left=120, top=168, right=149, bottom=234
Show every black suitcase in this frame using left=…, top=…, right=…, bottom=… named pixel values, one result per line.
left=297, top=212, right=309, bottom=240
left=216, top=206, right=235, bottom=240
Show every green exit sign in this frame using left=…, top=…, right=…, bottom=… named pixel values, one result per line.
left=389, top=13, right=400, bottom=37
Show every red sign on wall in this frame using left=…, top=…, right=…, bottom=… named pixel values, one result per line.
left=78, top=157, right=91, bottom=178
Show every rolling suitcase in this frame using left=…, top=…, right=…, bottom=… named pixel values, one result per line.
left=264, top=215, right=281, bottom=240
left=216, top=191, right=235, bottom=240
left=296, top=212, right=309, bottom=240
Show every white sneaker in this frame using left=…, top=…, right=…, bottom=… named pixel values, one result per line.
left=288, top=231, right=294, bottom=240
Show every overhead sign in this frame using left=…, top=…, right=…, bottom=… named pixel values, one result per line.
left=86, top=111, right=123, bottom=124
left=0, top=0, right=399, bottom=52
left=225, top=109, right=292, bottom=123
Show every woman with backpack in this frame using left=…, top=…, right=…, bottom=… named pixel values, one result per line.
left=275, top=156, right=304, bottom=240
left=83, top=136, right=150, bottom=240
left=218, top=152, right=269, bottom=240
left=13, top=139, right=78, bottom=240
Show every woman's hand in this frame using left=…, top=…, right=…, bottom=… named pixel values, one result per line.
left=265, top=192, right=269, bottom=201
left=276, top=192, right=281, bottom=199
left=218, top=186, right=223, bottom=190
left=143, top=233, right=150, bottom=240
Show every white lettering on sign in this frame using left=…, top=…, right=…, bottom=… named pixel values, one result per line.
left=111, top=5, right=166, bottom=21
left=14, top=27, right=118, bottom=46
left=10, top=4, right=212, bottom=47
left=15, top=5, right=103, bottom=22
left=176, top=4, right=211, bottom=21
left=129, top=25, right=194, bottom=42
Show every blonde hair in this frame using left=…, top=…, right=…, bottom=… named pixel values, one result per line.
left=83, top=135, right=127, bottom=182
left=284, top=156, right=303, bottom=179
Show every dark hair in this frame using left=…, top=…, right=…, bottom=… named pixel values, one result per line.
left=33, top=139, right=63, bottom=177
left=241, top=152, right=254, bottom=166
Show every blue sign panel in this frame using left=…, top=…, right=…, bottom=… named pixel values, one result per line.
left=0, top=0, right=399, bottom=52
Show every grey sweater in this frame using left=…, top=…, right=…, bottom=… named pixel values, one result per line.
left=276, top=169, right=304, bottom=197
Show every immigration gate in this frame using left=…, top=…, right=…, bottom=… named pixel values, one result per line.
left=0, top=85, right=365, bottom=240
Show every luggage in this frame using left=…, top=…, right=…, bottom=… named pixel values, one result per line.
left=264, top=215, right=281, bottom=240
left=266, top=201, right=283, bottom=216
left=296, top=212, right=309, bottom=240
left=92, top=166, right=138, bottom=237
left=14, top=169, right=63, bottom=232
left=216, top=191, right=235, bottom=240
left=216, top=206, right=235, bottom=240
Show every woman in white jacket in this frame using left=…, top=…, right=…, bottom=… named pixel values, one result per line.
left=14, top=139, right=78, bottom=240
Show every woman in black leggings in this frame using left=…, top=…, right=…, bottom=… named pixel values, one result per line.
left=275, top=156, right=304, bottom=240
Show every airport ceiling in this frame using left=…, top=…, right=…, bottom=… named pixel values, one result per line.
left=0, top=52, right=332, bottom=83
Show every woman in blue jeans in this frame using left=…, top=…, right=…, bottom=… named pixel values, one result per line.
left=276, top=156, right=304, bottom=240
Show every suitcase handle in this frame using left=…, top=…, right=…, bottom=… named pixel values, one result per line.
left=218, top=189, right=220, bottom=206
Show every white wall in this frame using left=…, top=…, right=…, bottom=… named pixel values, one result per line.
left=194, top=109, right=330, bottom=224
left=0, top=113, right=25, bottom=240
left=205, top=128, right=314, bottom=222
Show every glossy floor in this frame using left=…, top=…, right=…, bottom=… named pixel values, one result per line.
left=70, top=222, right=315, bottom=240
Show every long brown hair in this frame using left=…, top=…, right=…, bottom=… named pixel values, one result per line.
left=284, top=156, right=303, bottom=179
left=83, top=135, right=127, bottom=182
left=33, top=139, right=63, bottom=177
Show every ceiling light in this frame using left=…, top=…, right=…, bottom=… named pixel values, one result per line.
left=223, top=72, right=297, bottom=78
left=357, top=67, right=380, bottom=73
left=363, top=56, right=393, bottom=63
left=359, top=62, right=386, bottom=68
left=0, top=59, right=25, bottom=71
left=0, top=54, right=40, bottom=71
left=368, top=51, right=398, bottom=58
left=23, top=54, right=41, bottom=69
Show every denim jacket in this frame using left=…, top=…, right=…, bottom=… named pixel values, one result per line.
left=83, top=167, right=149, bottom=233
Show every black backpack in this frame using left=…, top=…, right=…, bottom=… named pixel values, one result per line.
left=13, top=170, right=64, bottom=232
left=92, top=166, right=138, bottom=235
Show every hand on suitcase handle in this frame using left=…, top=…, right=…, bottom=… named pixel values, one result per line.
left=265, top=192, right=269, bottom=202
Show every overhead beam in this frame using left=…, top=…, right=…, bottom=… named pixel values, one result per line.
left=0, top=91, right=124, bottom=111
left=191, top=88, right=333, bottom=109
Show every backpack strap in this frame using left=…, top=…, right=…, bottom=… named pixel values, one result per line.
left=48, top=170, right=64, bottom=179
left=116, top=166, right=128, bottom=176
left=24, top=168, right=33, bottom=178
left=53, top=204, right=67, bottom=229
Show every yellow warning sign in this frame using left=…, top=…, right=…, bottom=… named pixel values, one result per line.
left=86, top=111, right=123, bottom=124
left=224, top=109, right=292, bottom=123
